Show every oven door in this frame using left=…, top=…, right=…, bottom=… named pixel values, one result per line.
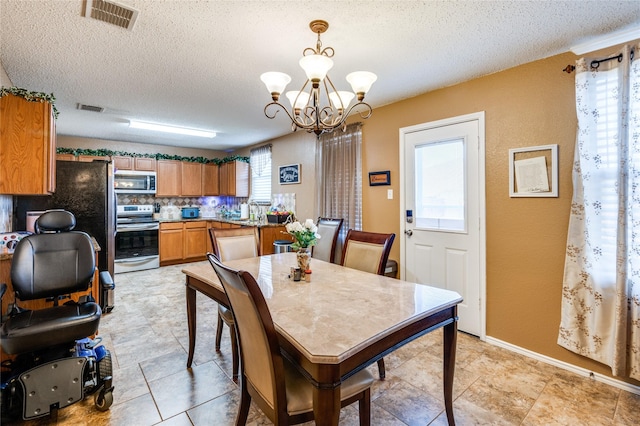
left=115, top=223, right=159, bottom=273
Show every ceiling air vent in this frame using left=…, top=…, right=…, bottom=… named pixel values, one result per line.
left=77, top=103, right=105, bottom=113
left=84, top=0, right=139, bottom=31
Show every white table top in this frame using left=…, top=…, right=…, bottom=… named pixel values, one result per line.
left=182, top=253, right=462, bottom=364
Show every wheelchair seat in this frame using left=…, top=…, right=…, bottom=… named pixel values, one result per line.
left=1, top=210, right=100, bottom=355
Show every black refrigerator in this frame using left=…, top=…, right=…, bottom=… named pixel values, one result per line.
left=14, top=160, right=116, bottom=280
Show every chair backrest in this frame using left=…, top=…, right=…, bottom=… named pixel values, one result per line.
left=340, top=229, right=395, bottom=275
left=11, top=210, right=95, bottom=301
left=209, top=227, right=260, bottom=261
left=34, top=209, right=76, bottom=233
left=312, top=217, right=343, bottom=263
left=207, top=253, right=287, bottom=417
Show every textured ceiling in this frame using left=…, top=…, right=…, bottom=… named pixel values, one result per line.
left=1, top=1, right=639, bottom=151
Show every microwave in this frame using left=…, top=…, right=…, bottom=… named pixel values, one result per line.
left=114, top=170, right=156, bottom=194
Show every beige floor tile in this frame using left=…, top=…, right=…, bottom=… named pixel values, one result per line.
left=7, top=264, right=640, bottom=426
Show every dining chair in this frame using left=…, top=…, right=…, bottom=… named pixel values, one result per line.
left=312, top=217, right=343, bottom=263
left=207, top=253, right=374, bottom=425
left=341, top=229, right=396, bottom=379
left=208, top=226, right=260, bottom=382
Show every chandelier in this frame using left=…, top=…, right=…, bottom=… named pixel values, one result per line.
left=260, top=20, right=377, bottom=136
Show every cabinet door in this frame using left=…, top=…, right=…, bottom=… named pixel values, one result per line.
left=219, top=162, right=230, bottom=195
left=184, top=221, right=207, bottom=260
left=157, top=160, right=182, bottom=196
left=78, top=155, right=109, bottom=162
left=113, top=156, right=134, bottom=170
left=181, top=162, right=202, bottom=196
left=260, top=225, right=293, bottom=255
left=56, top=154, right=77, bottom=161
left=0, top=94, right=56, bottom=195
left=203, top=163, right=219, bottom=195
left=234, top=161, right=249, bottom=197
left=134, top=157, right=156, bottom=171
left=159, top=223, right=184, bottom=263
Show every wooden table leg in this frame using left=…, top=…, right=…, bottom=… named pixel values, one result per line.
left=186, top=283, right=197, bottom=368
left=313, top=384, right=340, bottom=426
left=443, top=318, right=458, bottom=425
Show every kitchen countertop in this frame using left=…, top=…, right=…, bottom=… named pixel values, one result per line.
left=158, top=217, right=287, bottom=228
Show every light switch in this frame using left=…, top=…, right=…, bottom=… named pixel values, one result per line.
left=387, top=189, right=393, bottom=199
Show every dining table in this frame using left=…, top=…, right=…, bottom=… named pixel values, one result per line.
left=182, top=253, right=463, bottom=425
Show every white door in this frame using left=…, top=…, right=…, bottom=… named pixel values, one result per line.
left=400, top=113, right=485, bottom=337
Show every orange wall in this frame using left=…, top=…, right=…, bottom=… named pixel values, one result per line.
left=358, top=49, right=638, bottom=386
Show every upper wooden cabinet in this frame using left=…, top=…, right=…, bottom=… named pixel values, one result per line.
left=219, top=160, right=249, bottom=197
left=113, top=156, right=157, bottom=172
left=156, top=160, right=182, bottom=197
left=181, top=162, right=203, bottom=196
left=202, top=163, right=219, bottom=196
left=0, top=94, right=57, bottom=195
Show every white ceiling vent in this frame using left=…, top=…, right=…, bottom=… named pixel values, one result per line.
left=84, top=0, right=139, bottom=31
left=77, top=103, right=105, bottom=113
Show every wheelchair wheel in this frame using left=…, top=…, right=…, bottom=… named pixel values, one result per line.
left=97, top=350, right=112, bottom=381
left=94, top=388, right=113, bottom=411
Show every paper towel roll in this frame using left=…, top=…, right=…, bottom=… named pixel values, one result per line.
left=240, top=203, right=249, bottom=219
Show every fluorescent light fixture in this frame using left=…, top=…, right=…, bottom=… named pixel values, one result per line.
left=571, top=26, right=640, bottom=55
left=128, top=120, right=216, bottom=138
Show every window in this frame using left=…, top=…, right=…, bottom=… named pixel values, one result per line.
left=250, top=145, right=272, bottom=203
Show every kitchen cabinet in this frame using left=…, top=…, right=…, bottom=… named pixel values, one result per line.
left=184, top=221, right=208, bottom=260
left=259, top=225, right=293, bottom=255
left=78, top=155, right=109, bottom=162
left=219, top=160, right=249, bottom=197
left=0, top=94, right=56, bottom=194
left=159, top=222, right=184, bottom=263
left=156, top=160, right=182, bottom=197
left=113, top=156, right=156, bottom=172
left=160, top=220, right=210, bottom=265
left=203, top=163, right=219, bottom=195
left=57, top=153, right=76, bottom=161
left=181, top=162, right=203, bottom=197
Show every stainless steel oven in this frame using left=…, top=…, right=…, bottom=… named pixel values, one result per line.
left=115, top=205, right=159, bottom=273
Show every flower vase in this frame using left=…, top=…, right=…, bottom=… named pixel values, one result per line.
left=296, top=248, right=311, bottom=275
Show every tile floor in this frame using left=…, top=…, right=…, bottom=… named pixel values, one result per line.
left=7, top=263, right=640, bottom=425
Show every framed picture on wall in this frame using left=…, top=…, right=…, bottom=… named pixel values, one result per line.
left=509, top=144, right=558, bottom=197
left=279, top=164, right=301, bottom=184
left=368, top=170, right=391, bottom=186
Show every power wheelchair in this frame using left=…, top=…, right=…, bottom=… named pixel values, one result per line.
left=1, top=210, right=114, bottom=421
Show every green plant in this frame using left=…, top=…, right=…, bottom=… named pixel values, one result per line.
left=0, top=86, right=59, bottom=119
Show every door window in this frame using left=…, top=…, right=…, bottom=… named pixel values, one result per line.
left=414, top=138, right=466, bottom=232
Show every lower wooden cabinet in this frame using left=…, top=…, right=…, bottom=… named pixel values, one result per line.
left=259, top=225, right=293, bottom=255
left=184, top=221, right=208, bottom=260
left=159, top=222, right=184, bottom=264
left=161, top=221, right=292, bottom=265
left=160, top=220, right=212, bottom=265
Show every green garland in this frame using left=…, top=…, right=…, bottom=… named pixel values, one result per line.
left=55, top=147, right=248, bottom=165
left=0, top=86, right=59, bottom=119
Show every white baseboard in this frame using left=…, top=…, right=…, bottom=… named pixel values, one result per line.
left=485, top=336, right=640, bottom=395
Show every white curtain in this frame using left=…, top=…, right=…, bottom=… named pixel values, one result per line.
left=250, top=144, right=272, bottom=203
left=315, top=123, right=363, bottom=254
left=558, top=43, right=640, bottom=380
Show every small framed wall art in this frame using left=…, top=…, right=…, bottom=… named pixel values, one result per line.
left=509, top=144, right=558, bottom=197
left=368, top=170, right=391, bottom=186
left=279, top=164, right=301, bottom=185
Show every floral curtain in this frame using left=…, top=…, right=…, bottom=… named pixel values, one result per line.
left=315, top=123, right=363, bottom=255
left=558, top=43, right=640, bottom=380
